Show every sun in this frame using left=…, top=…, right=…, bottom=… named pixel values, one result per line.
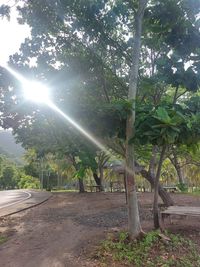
left=2, top=64, right=50, bottom=104
left=23, top=81, right=50, bottom=104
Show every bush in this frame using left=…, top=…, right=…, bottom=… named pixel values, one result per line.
left=177, top=183, right=188, bottom=192
left=18, top=174, right=40, bottom=189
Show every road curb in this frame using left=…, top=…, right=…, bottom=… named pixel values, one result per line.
left=0, top=191, right=52, bottom=218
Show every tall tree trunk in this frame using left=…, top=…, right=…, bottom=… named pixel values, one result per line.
left=57, top=172, right=60, bottom=188
left=71, top=156, right=85, bottom=193
left=145, top=146, right=174, bottom=206
left=153, top=146, right=166, bottom=229
left=125, top=0, right=147, bottom=239
left=93, top=172, right=103, bottom=191
left=96, top=151, right=109, bottom=191
left=99, top=166, right=104, bottom=191
left=78, top=178, right=85, bottom=193
left=169, top=153, right=185, bottom=184
left=139, top=169, right=174, bottom=206
left=148, top=146, right=157, bottom=191
left=40, top=157, right=44, bottom=190
left=93, top=172, right=101, bottom=186
left=176, top=165, right=184, bottom=184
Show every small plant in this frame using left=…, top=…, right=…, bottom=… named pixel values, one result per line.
left=97, top=231, right=200, bottom=267
left=119, top=231, right=129, bottom=242
left=0, top=235, right=7, bottom=245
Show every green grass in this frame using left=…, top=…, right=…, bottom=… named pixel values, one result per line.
left=189, top=191, right=200, bottom=196
left=51, top=189, right=79, bottom=192
left=0, top=235, right=7, bottom=245
left=177, top=190, right=200, bottom=196
left=96, top=231, right=200, bottom=267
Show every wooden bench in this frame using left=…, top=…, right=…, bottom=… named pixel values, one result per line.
left=163, top=186, right=178, bottom=193
left=161, top=206, right=200, bottom=224
left=87, top=185, right=101, bottom=192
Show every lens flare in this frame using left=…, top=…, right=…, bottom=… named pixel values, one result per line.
left=23, top=81, right=49, bottom=103
left=2, top=64, right=135, bottom=178
left=2, top=64, right=106, bottom=152
left=3, top=65, right=50, bottom=103
left=47, top=101, right=106, bottom=151
left=3, top=64, right=26, bottom=84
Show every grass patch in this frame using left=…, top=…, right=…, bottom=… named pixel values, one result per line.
left=51, top=189, right=79, bottom=192
left=0, top=235, right=7, bottom=245
left=95, top=231, right=200, bottom=267
left=189, top=191, right=200, bottom=196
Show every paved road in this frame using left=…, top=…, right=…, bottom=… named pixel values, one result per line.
left=0, top=190, right=31, bottom=209
left=0, top=190, right=51, bottom=217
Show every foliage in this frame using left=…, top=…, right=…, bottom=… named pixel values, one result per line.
left=0, top=0, right=199, bottom=157
left=1, top=0, right=200, bottom=150
left=0, top=157, right=19, bottom=189
left=1, top=166, right=17, bottom=188
left=161, top=159, right=177, bottom=185
left=0, top=5, right=10, bottom=20
left=134, top=103, right=200, bottom=148
left=184, top=163, right=200, bottom=188
left=177, top=183, right=188, bottom=192
left=97, top=231, right=200, bottom=267
left=18, top=173, right=40, bottom=189
left=0, top=153, right=41, bottom=190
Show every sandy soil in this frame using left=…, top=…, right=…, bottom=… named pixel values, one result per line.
left=0, top=192, right=199, bottom=267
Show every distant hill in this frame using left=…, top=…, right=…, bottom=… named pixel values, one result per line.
left=0, top=130, right=25, bottom=164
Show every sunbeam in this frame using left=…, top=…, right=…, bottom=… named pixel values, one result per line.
left=3, top=64, right=107, bottom=153
left=2, top=64, right=136, bottom=178
left=47, top=101, right=107, bottom=152
left=3, top=65, right=50, bottom=103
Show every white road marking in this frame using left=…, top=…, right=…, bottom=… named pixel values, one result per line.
left=0, top=191, right=32, bottom=209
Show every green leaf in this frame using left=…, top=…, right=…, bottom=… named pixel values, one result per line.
left=153, top=107, right=171, bottom=124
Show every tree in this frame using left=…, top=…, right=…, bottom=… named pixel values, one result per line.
left=135, top=102, right=200, bottom=228
left=0, top=166, right=15, bottom=188
left=1, top=0, right=200, bottom=235
left=125, top=0, right=148, bottom=238
left=169, top=151, right=185, bottom=185
left=93, top=151, right=110, bottom=191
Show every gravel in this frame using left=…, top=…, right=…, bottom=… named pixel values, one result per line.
left=74, top=206, right=153, bottom=228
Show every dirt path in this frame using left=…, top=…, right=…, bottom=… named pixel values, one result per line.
left=0, top=192, right=199, bottom=267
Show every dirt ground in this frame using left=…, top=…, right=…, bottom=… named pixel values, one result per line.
left=0, top=192, right=200, bottom=267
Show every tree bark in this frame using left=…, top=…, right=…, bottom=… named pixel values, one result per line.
left=169, top=153, right=185, bottom=184
left=78, top=178, right=85, bottom=193
left=93, top=172, right=101, bottom=186
left=96, top=151, right=109, bottom=191
left=106, top=139, right=174, bottom=206
left=99, top=166, right=104, bottom=191
left=148, top=146, right=157, bottom=191
left=57, top=172, right=60, bottom=189
left=139, top=169, right=174, bottom=207
left=125, top=0, right=147, bottom=239
left=71, top=156, right=85, bottom=193
left=153, top=146, right=166, bottom=229
left=93, top=172, right=103, bottom=191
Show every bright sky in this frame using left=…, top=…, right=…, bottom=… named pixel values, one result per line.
left=0, top=0, right=30, bottom=66
left=0, top=1, right=30, bottom=131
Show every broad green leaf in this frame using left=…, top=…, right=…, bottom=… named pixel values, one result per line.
left=153, top=107, right=171, bottom=124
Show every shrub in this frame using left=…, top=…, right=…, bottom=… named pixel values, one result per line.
left=177, top=183, right=188, bottom=192
left=18, top=174, right=40, bottom=189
